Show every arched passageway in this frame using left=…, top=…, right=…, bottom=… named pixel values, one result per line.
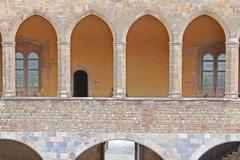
left=15, top=15, right=58, bottom=97
left=71, top=15, right=113, bottom=97
left=76, top=140, right=163, bottom=160
left=183, top=15, right=226, bottom=98
left=0, top=139, right=42, bottom=160
left=126, top=15, right=169, bottom=97
left=199, top=142, right=240, bottom=160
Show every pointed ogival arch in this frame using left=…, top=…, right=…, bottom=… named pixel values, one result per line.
left=122, top=10, right=173, bottom=42
left=15, top=14, right=58, bottom=97
left=70, top=14, right=113, bottom=97
left=15, top=14, right=58, bottom=41
left=66, top=10, right=116, bottom=42
left=182, top=14, right=226, bottom=97
left=8, top=10, right=60, bottom=41
left=189, top=137, right=240, bottom=160
left=126, top=14, right=169, bottom=97
left=0, top=139, right=43, bottom=160
left=180, top=10, right=230, bottom=41
left=68, top=134, right=175, bottom=160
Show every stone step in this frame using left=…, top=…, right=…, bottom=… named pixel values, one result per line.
left=227, top=154, right=237, bottom=160
left=222, top=157, right=230, bottom=160
left=222, top=147, right=240, bottom=160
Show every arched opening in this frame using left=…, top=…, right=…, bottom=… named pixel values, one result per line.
left=15, top=15, right=58, bottom=97
left=0, top=139, right=42, bottom=160
left=126, top=15, right=169, bottom=97
left=76, top=140, right=163, bottom=160
left=71, top=15, right=113, bottom=97
left=73, top=70, right=88, bottom=97
left=183, top=15, right=226, bottom=97
left=199, top=142, right=240, bottom=160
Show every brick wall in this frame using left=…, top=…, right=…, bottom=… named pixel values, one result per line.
left=0, top=98, right=239, bottom=133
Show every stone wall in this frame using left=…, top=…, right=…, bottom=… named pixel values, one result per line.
left=1, top=132, right=240, bottom=160
left=0, top=1, right=240, bottom=160
left=0, top=99, right=239, bottom=133
left=0, top=98, right=240, bottom=160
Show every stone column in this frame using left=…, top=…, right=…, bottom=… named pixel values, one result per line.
left=2, top=41, right=16, bottom=97
left=57, top=41, right=71, bottom=98
left=225, top=40, right=239, bottom=99
left=113, top=42, right=127, bottom=98
left=168, top=41, right=183, bottom=98
left=135, top=143, right=142, bottom=160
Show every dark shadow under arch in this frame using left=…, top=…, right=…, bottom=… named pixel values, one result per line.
left=0, top=139, right=43, bottom=160
left=76, top=139, right=163, bottom=160
left=199, top=142, right=240, bottom=160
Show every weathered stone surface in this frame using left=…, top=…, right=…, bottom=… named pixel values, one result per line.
left=0, top=1, right=240, bottom=160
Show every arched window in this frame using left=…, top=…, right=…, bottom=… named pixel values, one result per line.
left=15, top=52, right=40, bottom=96
left=202, top=54, right=214, bottom=90
left=28, top=52, right=39, bottom=88
left=201, top=53, right=225, bottom=97
left=16, top=52, right=24, bottom=88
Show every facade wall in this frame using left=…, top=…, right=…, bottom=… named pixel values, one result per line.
left=0, top=0, right=240, bottom=160
left=1, top=132, right=240, bottom=160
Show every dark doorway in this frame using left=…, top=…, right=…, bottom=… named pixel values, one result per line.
left=74, top=70, right=88, bottom=97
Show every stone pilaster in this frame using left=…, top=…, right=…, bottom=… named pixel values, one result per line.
left=57, top=41, right=71, bottom=98
left=113, top=42, right=127, bottom=98
left=225, top=40, right=239, bottom=99
left=2, top=41, right=16, bottom=97
left=168, top=41, right=183, bottom=98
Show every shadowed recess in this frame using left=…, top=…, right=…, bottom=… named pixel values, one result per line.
left=0, top=140, right=42, bottom=160
left=71, top=15, right=113, bottom=97
left=126, top=15, right=169, bottom=97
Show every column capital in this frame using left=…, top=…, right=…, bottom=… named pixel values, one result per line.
left=1, top=41, right=16, bottom=47
left=225, top=40, right=239, bottom=48
left=57, top=41, right=70, bottom=46
left=113, top=42, right=127, bottom=47
left=169, top=41, right=183, bottom=46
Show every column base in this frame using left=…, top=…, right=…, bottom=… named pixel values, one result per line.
left=2, top=91, right=16, bottom=98
left=113, top=89, right=127, bottom=99
left=224, top=93, right=239, bottom=99
left=58, top=91, right=71, bottom=98
left=168, top=92, right=182, bottom=99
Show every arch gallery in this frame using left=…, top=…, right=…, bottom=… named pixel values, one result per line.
left=0, top=10, right=239, bottom=99
left=1, top=1, right=240, bottom=160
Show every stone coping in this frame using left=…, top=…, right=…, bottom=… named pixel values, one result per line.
left=1, top=96, right=239, bottom=102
